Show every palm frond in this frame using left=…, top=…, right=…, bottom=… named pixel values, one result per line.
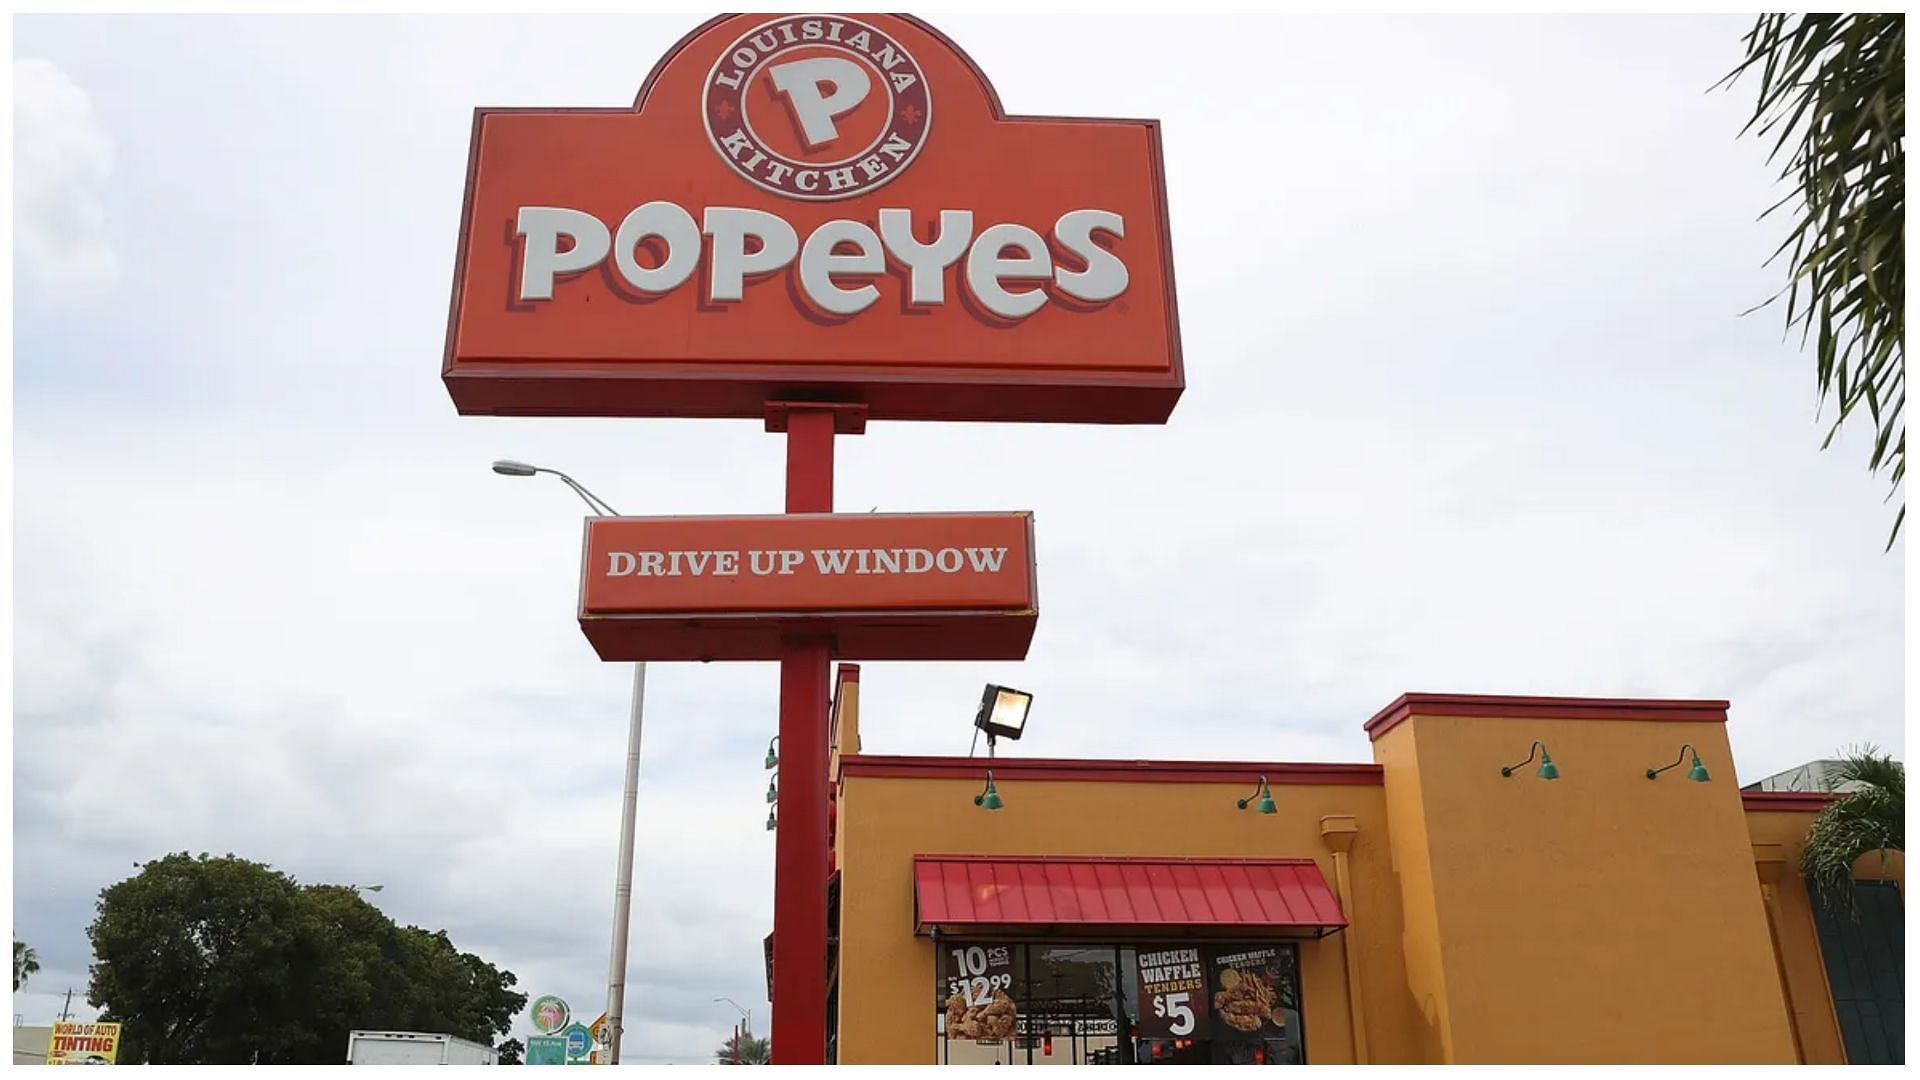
left=1799, top=749, right=1904, bottom=914
left=1835, top=744, right=1906, bottom=799
left=1726, top=14, right=1905, bottom=547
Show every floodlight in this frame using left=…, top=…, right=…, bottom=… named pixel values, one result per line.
left=973, top=684, right=1033, bottom=742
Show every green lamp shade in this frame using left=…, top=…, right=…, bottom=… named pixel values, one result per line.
left=765, top=780, right=778, bottom=804
left=975, top=777, right=1003, bottom=811
left=764, top=747, right=779, bottom=769
left=1687, top=755, right=1711, bottom=783
left=1255, top=789, right=1278, bottom=814
left=1537, top=753, right=1560, bottom=781
left=764, top=809, right=777, bottom=831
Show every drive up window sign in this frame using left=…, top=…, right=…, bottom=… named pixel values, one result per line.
left=442, top=13, right=1181, bottom=1066
left=579, top=512, right=1037, bottom=661
left=442, top=12, right=1183, bottom=423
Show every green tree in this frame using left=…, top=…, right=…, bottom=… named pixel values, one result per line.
left=14, top=940, right=40, bottom=991
left=497, top=1037, right=524, bottom=1065
left=86, top=853, right=526, bottom=1064
left=714, top=1031, right=771, bottom=1064
left=1725, top=15, right=1905, bottom=545
left=1799, top=747, right=1904, bottom=913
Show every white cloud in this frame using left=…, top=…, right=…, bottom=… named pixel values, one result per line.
left=13, top=58, right=118, bottom=306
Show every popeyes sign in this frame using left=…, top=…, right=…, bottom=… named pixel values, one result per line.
left=441, top=12, right=1183, bottom=423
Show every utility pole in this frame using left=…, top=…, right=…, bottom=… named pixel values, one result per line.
left=58, top=988, right=74, bottom=1021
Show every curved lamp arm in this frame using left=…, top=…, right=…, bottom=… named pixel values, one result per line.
left=1236, top=776, right=1277, bottom=813
left=1500, top=740, right=1557, bottom=779
left=1647, top=743, right=1711, bottom=782
left=491, top=459, right=621, bottom=516
left=973, top=771, right=1003, bottom=810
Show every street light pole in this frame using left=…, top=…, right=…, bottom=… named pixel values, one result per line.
left=605, top=660, right=645, bottom=1064
left=490, top=459, right=643, bottom=1064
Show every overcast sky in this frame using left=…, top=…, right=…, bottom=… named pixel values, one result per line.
left=11, top=12, right=1903, bottom=1063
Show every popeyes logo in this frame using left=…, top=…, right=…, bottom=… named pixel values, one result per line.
left=444, top=13, right=1184, bottom=424
left=703, top=15, right=930, bottom=200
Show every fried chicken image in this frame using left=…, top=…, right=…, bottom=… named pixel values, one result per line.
left=944, top=989, right=1018, bottom=1040
left=1213, top=969, right=1276, bottom=1033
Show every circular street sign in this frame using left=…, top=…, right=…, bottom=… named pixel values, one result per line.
left=531, top=995, right=571, bottom=1034
left=564, top=1023, right=592, bottom=1059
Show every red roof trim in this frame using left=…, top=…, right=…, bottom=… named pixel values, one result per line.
left=840, top=755, right=1382, bottom=785
left=913, top=855, right=1347, bottom=933
left=1364, top=693, right=1731, bottom=742
left=919, top=854, right=1324, bottom=866
left=1742, top=791, right=1843, bottom=812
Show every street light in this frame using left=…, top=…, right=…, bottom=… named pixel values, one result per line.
left=491, top=459, right=621, bottom=516
left=492, top=459, right=641, bottom=1065
left=714, top=996, right=751, bottom=1035
left=715, top=997, right=752, bottom=1065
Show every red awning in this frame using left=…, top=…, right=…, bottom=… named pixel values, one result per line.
left=913, top=855, right=1347, bottom=939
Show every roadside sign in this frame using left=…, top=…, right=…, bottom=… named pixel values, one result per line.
left=45, top=1021, right=121, bottom=1065
left=441, top=13, right=1183, bottom=424
left=531, top=995, right=571, bottom=1035
left=579, top=512, right=1038, bottom=661
left=562, top=1022, right=594, bottom=1065
left=526, top=1034, right=567, bottom=1066
left=588, top=1012, right=610, bottom=1047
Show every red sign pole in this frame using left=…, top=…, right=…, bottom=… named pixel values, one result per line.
left=768, top=402, right=861, bottom=1065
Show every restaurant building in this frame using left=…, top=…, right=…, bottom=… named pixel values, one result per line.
left=815, top=666, right=1902, bottom=1065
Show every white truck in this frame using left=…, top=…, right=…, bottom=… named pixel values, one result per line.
left=346, top=1030, right=498, bottom=1065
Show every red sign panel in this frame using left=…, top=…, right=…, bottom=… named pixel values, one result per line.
left=442, top=13, right=1183, bottom=424
left=579, top=512, right=1036, bottom=661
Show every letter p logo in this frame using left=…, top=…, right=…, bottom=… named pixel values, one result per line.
left=702, top=16, right=931, bottom=200
left=767, top=57, right=872, bottom=149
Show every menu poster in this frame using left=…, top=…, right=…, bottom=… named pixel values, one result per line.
left=1133, top=946, right=1209, bottom=1040
left=943, top=943, right=1019, bottom=1042
left=1206, top=946, right=1295, bottom=1041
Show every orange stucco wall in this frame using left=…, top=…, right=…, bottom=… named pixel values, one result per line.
left=1370, top=710, right=1796, bottom=1063
left=1745, top=808, right=1848, bottom=1064
left=834, top=773, right=1413, bottom=1064
left=1368, top=725, right=1452, bottom=1063
left=828, top=693, right=1861, bottom=1065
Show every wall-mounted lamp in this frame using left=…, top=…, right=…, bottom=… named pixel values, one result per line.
left=1500, top=740, right=1559, bottom=780
left=974, top=771, right=1004, bottom=811
left=765, top=807, right=777, bottom=832
left=765, top=776, right=778, bottom=804
left=1646, top=743, right=1711, bottom=782
left=1236, top=776, right=1278, bottom=814
left=763, top=736, right=779, bottom=770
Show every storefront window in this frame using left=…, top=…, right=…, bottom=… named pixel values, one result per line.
left=936, top=941, right=1305, bottom=1065
left=937, top=943, right=1024, bottom=1064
